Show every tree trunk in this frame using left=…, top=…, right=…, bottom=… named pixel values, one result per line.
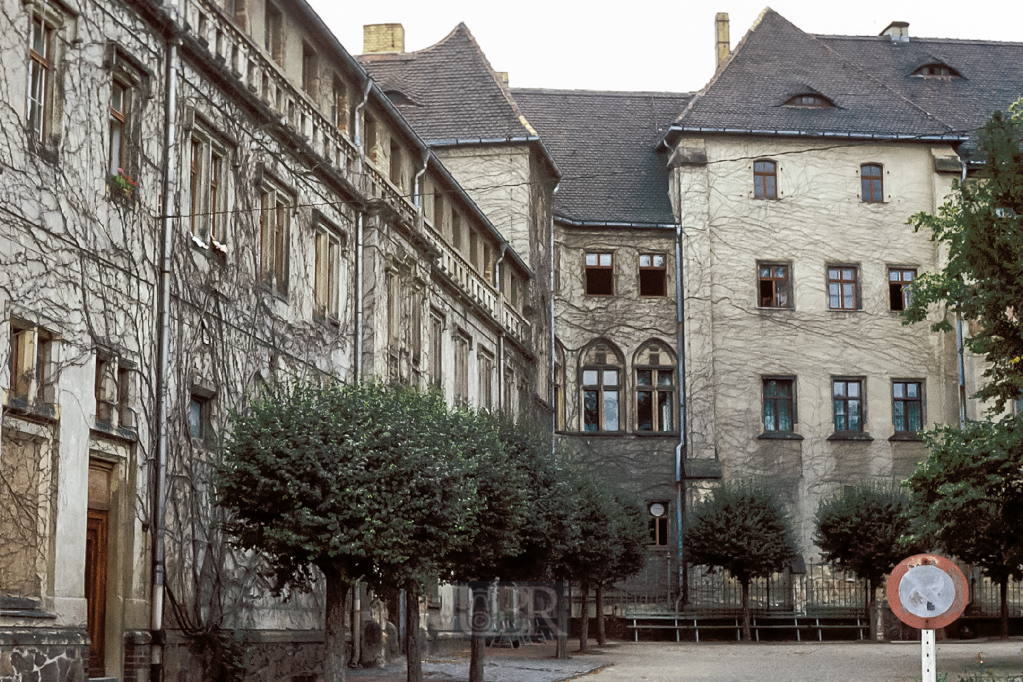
left=867, top=578, right=877, bottom=641
left=324, top=570, right=348, bottom=682
left=595, top=584, right=606, bottom=647
left=740, top=579, right=752, bottom=643
left=405, top=584, right=423, bottom=682
left=578, top=583, right=589, bottom=653
left=468, top=587, right=486, bottom=682
left=1000, top=578, right=1009, bottom=640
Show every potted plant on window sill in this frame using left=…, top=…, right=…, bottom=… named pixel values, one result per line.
left=110, top=168, right=138, bottom=200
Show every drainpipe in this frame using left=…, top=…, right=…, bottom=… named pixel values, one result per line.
left=549, top=183, right=560, bottom=458
left=956, top=158, right=968, bottom=427
left=495, top=244, right=507, bottom=410
left=413, top=149, right=429, bottom=210
left=152, top=22, right=182, bottom=682
left=674, top=220, right=688, bottom=609
left=353, top=79, right=371, bottom=380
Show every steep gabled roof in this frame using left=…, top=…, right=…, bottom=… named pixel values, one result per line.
left=513, top=89, right=690, bottom=225
left=816, top=34, right=1023, bottom=137
left=358, top=23, right=535, bottom=143
left=672, top=9, right=980, bottom=142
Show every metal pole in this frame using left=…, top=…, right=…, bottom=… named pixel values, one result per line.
left=922, top=629, right=936, bottom=682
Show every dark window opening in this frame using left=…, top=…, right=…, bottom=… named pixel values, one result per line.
left=889, top=268, right=915, bottom=311
left=648, top=502, right=668, bottom=546
left=639, top=254, right=666, bottom=296
left=758, top=263, right=790, bottom=307
left=585, top=252, right=613, bottom=296
left=913, top=63, right=961, bottom=78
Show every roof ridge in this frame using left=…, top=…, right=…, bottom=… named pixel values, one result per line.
left=675, top=6, right=779, bottom=125
left=512, top=87, right=691, bottom=98
left=814, top=33, right=1023, bottom=47
left=808, top=32, right=957, bottom=133
left=451, top=23, right=537, bottom=138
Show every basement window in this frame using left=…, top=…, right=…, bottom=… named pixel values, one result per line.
left=585, top=253, right=613, bottom=296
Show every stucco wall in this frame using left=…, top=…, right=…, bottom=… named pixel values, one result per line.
left=673, top=135, right=961, bottom=553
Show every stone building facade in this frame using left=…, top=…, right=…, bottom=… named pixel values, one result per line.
left=665, top=10, right=1023, bottom=556
left=0, top=1, right=546, bottom=681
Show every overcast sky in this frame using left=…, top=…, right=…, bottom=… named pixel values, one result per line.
left=307, top=0, right=1023, bottom=94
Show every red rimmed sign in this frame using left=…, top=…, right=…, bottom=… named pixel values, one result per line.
left=886, top=554, right=968, bottom=630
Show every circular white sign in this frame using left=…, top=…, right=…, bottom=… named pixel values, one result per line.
left=898, top=564, right=956, bottom=618
left=649, top=503, right=666, bottom=518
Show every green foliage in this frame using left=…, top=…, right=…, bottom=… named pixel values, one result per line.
left=906, top=415, right=1023, bottom=585
left=904, top=100, right=1023, bottom=410
left=814, top=483, right=920, bottom=586
left=215, top=380, right=481, bottom=593
left=556, top=472, right=648, bottom=588
left=684, top=479, right=797, bottom=584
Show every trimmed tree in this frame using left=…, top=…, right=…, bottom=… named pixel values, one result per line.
left=684, top=479, right=797, bottom=642
left=557, top=474, right=646, bottom=652
left=814, top=483, right=920, bottom=640
left=215, top=381, right=480, bottom=682
left=593, top=496, right=647, bottom=647
left=906, top=416, right=1023, bottom=639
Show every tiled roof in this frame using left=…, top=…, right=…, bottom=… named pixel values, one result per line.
left=358, top=23, right=534, bottom=144
left=512, top=89, right=691, bottom=225
left=674, top=9, right=1023, bottom=141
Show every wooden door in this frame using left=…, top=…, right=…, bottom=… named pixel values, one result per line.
left=85, top=508, right=108, bottom=677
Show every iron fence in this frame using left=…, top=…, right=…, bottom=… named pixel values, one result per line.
left=607, top=559, right=1023, bottom=619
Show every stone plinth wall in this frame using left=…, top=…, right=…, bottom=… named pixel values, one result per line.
left=164, top=630, right=326, bottom=682
left=0, top=628, right=88, bottom=682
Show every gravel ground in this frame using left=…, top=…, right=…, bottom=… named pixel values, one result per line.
left=347, top=642, right=609, bottom=682
left=584, top=640, right=1023, bottom=682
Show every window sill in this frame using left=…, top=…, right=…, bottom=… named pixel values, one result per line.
left=757, top=431, right=804, bottom=441
left=757, top=306, right=794, bottom=311
left=889, top=432, right=923, bottom=442
left=3, top=400, right=59, bottom=423
left=315, top=313, right=341, bottom=328
left=828, top=308, right=864, bottom=313
left=634, top=430, right=681, bottom=438
left=827, top=432, right=873, bottom=442
left=91, top=422, right=139, bottom=443
left=578, top=430, right=626, bottom=438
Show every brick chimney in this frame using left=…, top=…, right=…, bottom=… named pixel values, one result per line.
left=363, top=24, right=405, bottom=54
left=880, top=21, right=909, bottom=43
left=715, top=13, right=730, bottom=67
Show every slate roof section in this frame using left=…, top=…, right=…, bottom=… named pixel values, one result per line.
left=358, top=23, right=534, bottom=144
left=672, top=9, right=1023, bottom=142
left=512, top=89, right=691, bottom=225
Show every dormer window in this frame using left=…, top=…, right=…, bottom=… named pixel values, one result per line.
left=783, top=94, right=835, bottom=108
left=913, top=63, right=961, bottom=78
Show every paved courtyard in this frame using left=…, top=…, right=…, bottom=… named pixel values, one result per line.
left=348, top=639, right=1023, bottom=682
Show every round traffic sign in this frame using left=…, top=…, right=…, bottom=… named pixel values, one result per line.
left=886, top=554, right=967, bottom=630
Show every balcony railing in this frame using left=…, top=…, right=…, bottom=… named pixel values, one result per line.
left=185, top=0, right=360, bottom=175
left=184, top=0, right=531, bottom=349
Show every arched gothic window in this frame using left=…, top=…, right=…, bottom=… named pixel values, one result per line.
left=635, top=341, right=675, bottom=432
left=580, top=341, right=623, bottom=432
